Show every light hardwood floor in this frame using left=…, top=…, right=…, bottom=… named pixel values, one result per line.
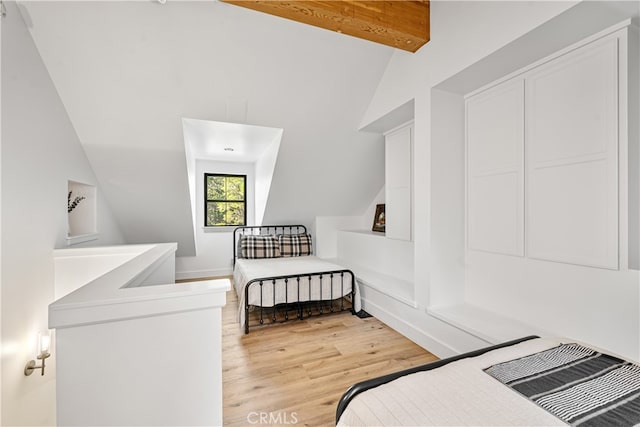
left=222, top=288, right=438, bottom=426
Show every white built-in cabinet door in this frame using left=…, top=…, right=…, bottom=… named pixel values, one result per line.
left=385, top=124, right=412, bottom=241
left=526, top=36, right=619, bottom=269
left=466, top=32, right=621, bottom=270
left=466, top=79, right=525, bottom=256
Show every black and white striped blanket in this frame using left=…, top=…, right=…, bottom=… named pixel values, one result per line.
left=484, top=343, right=640, bottom=426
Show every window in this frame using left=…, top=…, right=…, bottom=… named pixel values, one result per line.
left=205, top=174, right=246, bottom=227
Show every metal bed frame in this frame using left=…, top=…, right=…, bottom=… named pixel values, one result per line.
left=233, top=225, right=356, bottom=334
left=335, top=335, right=540, bottom=423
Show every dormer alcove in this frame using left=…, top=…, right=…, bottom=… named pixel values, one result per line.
left=177, top=118, right=283, bottom=279
left=427, top=13, right=639, bottom=354
left=67, top=180, right=98, bottom=245
left=316, top=99, right=417, bottom=308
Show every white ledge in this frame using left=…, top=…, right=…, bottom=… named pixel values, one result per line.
left=49, top=243, right=230, bottom=329
left=427, top=303, right=542, bottom=344
left=66, top=233, right=99, bottom=246
left=341, top=229, right=386, bottom=238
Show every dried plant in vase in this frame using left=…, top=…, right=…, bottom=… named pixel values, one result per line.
left=67, top=191, right=86, bottom=213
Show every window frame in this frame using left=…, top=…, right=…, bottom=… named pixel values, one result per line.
left=204, top=173, right=247, bottom=227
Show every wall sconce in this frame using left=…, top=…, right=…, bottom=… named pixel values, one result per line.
left=24, top=331, right=51, bottom=376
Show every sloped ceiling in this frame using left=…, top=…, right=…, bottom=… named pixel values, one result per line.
left=19, top=0, right=393, bottom=256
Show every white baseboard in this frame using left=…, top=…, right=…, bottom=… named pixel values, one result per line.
left=362, top=297, right=461, bottom=358
left=175, top=268, right=232, bottom=281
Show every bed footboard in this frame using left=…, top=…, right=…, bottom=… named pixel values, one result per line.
left=244, top=269, right=356, bottom=334
left=335, top=335, right=540, bottom=423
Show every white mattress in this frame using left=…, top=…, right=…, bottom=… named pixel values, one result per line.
left=233, top=256, right=361, bottom=326
left=337, top=337, right=568, bottom=427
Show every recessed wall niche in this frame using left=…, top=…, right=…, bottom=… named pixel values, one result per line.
left=67, top=180, right=98, bottom=245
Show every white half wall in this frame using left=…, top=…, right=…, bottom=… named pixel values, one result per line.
left=175, top=159, right=255, bottom=279
left=1, top=2, right=125, bottom=424
left=48, top=244, right=226, bottom=427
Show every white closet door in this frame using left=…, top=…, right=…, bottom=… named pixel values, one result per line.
left=467, top=79, right=525, bottom=256
left=385, top=124, right=412, bottom=241
left=526, top=37, right=619, bottom=269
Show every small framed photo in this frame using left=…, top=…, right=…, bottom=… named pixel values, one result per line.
left=372, top=204, right=385, bottom=233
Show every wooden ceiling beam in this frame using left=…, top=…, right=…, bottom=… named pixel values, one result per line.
left=221, top=1, right=430, bottom=53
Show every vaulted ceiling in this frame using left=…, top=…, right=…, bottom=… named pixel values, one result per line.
left=20, top=1, right=394, bottom=256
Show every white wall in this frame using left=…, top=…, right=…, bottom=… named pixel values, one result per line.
left=361, top=186, right=385, bottom=233
left=359, top=1, right=640, bottom=358
left=429, top=89, right=465, bottom=308
left=255, top=131, right=282, bottom=226
left=313, top=216, right=364, bottom=259
left=0, top=5, right=4, bottom=423
left=314, top=186, right=385, bottom=259
left=337, top=231, right=414, bottom=284
left=183, top=128, right=199, bottom=257
left=1, top=1, right=125, bottom=424
left=629, top=25, right=640, bottom=270
left=21, top=1, right=393, bottom=257
left=175, top=159, right=255, bottom=279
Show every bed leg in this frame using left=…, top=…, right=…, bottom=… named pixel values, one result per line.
left=245, top=283, right=251, bottom=333
left=340, top=272, right=345, bottom=311
left=307, top=276, right=312, bottom=317
left=272, top=279, right=277, bottom=323
left=245, top=302, right=250, bottom=334
left=297, top=277, right=302, bottom=320
left=318, top=274, right=324, bottom=314
left=330, top=274, right=335, bottom=313
left=259, top=282, right=264, bottom=325
left=350, top=277, right=356, bottom=315
left=284, top=278, right=289, bottom=321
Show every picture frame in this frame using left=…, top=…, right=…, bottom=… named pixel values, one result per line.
left=372, top=204, right=385, bottom=233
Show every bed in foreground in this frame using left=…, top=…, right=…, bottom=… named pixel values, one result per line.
left=337, top=336, right=640, bottom=426
left=233, top=225, right=360, bottom=333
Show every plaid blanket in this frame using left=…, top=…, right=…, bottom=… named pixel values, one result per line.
left=485, top=343, right=640, bottom=426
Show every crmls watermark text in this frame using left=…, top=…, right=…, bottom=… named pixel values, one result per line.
left=247, top=411, right=299, bottom=425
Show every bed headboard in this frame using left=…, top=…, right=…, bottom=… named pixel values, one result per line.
left=233, top=225, right=307, bottom=266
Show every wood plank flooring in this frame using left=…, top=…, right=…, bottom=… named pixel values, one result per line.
left=222, top=286, right=438, bottom=426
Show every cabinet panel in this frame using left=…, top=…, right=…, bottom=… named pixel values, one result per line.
left=386, top=188, right=411, bottom=242
left=386, top=126, right=411, bottom=188
left=527, top=37, right=619, bottom=269
left=385, top=124, right=412, bottom=241
left=466, top=79, right=524, bottom=256
left=467, top=81, right=524, bottom=174
left=528, top=160, right=615, bottom=267
left=527, top=39, right=618, bottom=163
left=468, top=172, right=522, bottom=255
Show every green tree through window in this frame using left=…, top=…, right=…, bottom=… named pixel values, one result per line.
left=205, top=174, right=246, bottom=226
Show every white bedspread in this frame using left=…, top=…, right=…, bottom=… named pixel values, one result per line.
left=233, top=256, right=361, bottom=326
left=337, top=337, right=568, bottom=427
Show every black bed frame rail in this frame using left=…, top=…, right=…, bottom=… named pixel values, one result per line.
left=244, top=269, right=356, bottom=334
left=233, top=224, right=307, bottom=266
left=335, top=335, right=541, bottom=423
